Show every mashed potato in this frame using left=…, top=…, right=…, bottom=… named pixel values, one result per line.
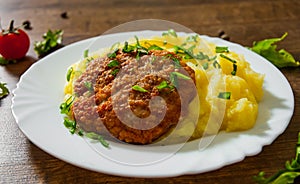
left=63, top=32, right=264, bottom=141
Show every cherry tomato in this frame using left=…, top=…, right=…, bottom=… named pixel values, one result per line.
left=0, top=20, right=30, bottom=60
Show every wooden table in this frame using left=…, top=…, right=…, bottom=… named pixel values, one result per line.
left=1, top=0, right=299, bottom=183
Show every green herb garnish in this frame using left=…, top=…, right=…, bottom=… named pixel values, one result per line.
left=34, top=29, right=64, bottom=58
left=63, top=117, right=77, bottom=134
left=231, top=64, right=237, bottom=76
left=147, top=44, right=163, bottom=51
left=132, top=85, right=148, bottom=92
left=162, top=29, right=178, bottom=37
left=254, top=132, right=300, bottom=184
left=213, top=60, right=221, bottom=69
left=83, top=49, right=89, bottom=58
left=156, top=80, right=174, bottom=90
left=249, top=32, right=299, bottom=68
left=220, top=54, right=237, bottom=63
left=220, top=54, right=238, bottom=75
left=85, top=132, right=110, bottom=148
left=216, top=46, right=229, bottom=53
left=107, top=49, right=118, bottom=59
left=170, top=72, right=191, bottom=88
left=84, top=81, right=93, bottom=91
left=202, top=62, right=209, bottom=70
left=217, top=92, right=231, bottom=100
left=66, top=67, right=73, bottom=82
left=186, top=34, right=199, bottom=43
left=0, top=82, right=9, bottom=98
left=59, top=95, right=74, bottom=115
left=122, top=41, right=135, bottom=53
left=111, top=69, right=120, bottom=76
left=171, top=72, right=191, bottom=80
left=107, top=60, right=119, bottom=68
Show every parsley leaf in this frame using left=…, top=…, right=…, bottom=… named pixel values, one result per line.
left=218, top=92, right=231, bottom=100
left=34, top=29, right=64, bottom=58
left=162, top=29, right=178, bottom=37
left=132, top=85, right=148, bottom=92
left=253, top=132, right=300, bottom=184
left=249, top=32, right=299, bottom=68
left=0, top=82, right=9, bottom=98
left=85, top=132, right=110, bottom=148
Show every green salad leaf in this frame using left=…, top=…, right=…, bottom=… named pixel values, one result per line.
left=253, top=132, right=300, bottom=184
left=249, top=33, right=299, bottom=68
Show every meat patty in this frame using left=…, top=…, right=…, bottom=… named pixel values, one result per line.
left=72, top=49, right=196, bottom=144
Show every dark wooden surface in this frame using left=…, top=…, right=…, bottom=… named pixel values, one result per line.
left=0, top=0, right=300, bottom=183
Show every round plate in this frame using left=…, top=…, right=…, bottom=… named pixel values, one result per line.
left=11, top=31, right=294, bottom=177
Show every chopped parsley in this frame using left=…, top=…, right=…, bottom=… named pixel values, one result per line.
left=231, top=64, right=237, bottom=76
left=170, top=72, right=191, bottom=88
left=0, top=82, right=9, bottom=98
left=217, top=92, right=231, bottom=100
left=84, top=81, right=93, bottom=91
left=156, top=80, right=174, bottom=90
left=220, top=54, right=237, bottom=63
left=202, top=62, right=209, bottom=70
left=132, top=85, right=148, bottom=92
left=171, top=71, right=191, bottom=80
left=83, top=49, right=89, bottom=58
left=147, top=44, right=163, bottom=51
left=66, top=67, right=73, bottom=82
left=162, top=29, right=178, bottom=38
left=107, top=60, right=119, bottom=68
left=122, top=41, right=135, bottom=53
left=111, top=69, right=120, bottom=76
left=63, top=117, right=77, bottom=134
left=85, top=132, right=110, bottom=148
left=220, top=54, right=238, bottom=75
left=216, top=46, right=229, bottom=53
left=59, top=95, right=74, bottom=115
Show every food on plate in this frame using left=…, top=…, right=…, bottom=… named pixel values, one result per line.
left=60, top=31, right=264, bottom=145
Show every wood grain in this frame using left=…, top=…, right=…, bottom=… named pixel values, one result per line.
left=0, top=0, right=299, bottom=183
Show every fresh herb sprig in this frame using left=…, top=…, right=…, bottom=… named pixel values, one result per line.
left=254, top=132, right=300, bottom=184
left=85, top=132, right=110, bottom=148
left=34, top=29, right=64, bottom=58
left=0, top=82, right=9, bottom=98
left=249, top=32, right=299, bottom=68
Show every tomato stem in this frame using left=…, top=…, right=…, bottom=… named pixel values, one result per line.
left=9, top=20, right=14, bottom=33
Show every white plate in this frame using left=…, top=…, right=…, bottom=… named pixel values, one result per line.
left=11, top=31, right=294, bottom=177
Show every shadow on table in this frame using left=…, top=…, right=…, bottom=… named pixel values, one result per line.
left=4, top=56, right=37, bottom=78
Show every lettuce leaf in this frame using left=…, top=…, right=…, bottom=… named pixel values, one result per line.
left=249, top=33, right=299, bottom=68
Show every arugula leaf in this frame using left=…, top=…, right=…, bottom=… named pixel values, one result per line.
left=249, top=33, right=299, bottom=68
left=0, top=82, right=9, bottom=98
left=34, top=29, right=64, bottom=58
left=253, top=132, right=300, bottom=184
